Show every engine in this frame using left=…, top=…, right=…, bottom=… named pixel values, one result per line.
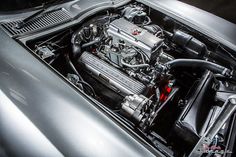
left=70, top=13, right=177, bottom=127
left=28, top=3, right=236, bottom=156
left=76, top=17, right=165, bottom=92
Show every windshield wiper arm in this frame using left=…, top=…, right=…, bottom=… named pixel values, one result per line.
left=16, top=0, right=63, bottom=29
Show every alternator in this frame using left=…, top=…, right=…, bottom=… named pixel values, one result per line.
left=121, top=94, right=153, bottom=124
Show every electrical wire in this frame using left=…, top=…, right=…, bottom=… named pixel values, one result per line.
left=36, top=30, right=69, bottom=47
left=65, top=55, right=96, bottom=97
left=76, top=81, right=96, bottom=97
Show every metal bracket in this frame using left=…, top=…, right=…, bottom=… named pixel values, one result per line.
left=189, top=95, right=236, bottom=157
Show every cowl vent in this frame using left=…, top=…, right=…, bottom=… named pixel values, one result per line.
left=1, top=8, right=72, bottom=37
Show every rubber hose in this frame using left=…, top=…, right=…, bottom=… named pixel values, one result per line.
left=165, top=59, right=232, bottom=77
left=71, top=30, right=82, bottom=59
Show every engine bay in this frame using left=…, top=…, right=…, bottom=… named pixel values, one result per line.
left=24, top=3, right=236, bottom=156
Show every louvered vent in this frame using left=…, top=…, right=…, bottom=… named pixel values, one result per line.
left=1, top=8, right=72, bottom=36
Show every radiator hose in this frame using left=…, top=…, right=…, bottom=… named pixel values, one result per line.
left=71, top=31, right=82, bottom=60
left=165, top=59, right=232, bottom=77
left=71, top=33, right=100, bottom=60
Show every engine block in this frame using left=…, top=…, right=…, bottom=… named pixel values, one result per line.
left=79, top=52, right=146, bottom=96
